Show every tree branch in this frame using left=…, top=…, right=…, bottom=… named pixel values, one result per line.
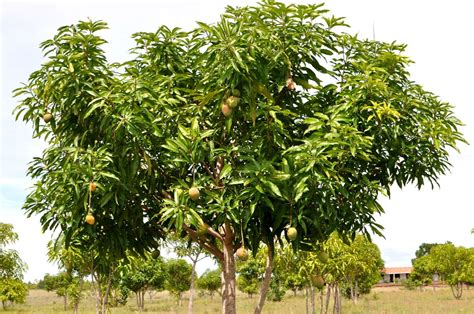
left=183, top=224, right=224, bottom=261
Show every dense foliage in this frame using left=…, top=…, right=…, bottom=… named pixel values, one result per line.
left=410, top=242, right=474, bottom=299
left=164, top=259, right=192, bottom=305
left=197, top=268, right=222, bottom=299
left=119, top=255, right=165, bottom=310
left=0, top=223, right=28, bottom=309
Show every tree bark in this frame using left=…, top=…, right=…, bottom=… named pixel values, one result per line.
left=63, top=294, right=67, bottom=311
left=254, top=245, right=274, bottom=314
left=221, top=223, right=236, bottom=314
left=320, top=289, right=324, bottom=314
left=333, top=284, right=341, bottom=314
left=95, top=273, right=102, bottom=314
left=305, top=287, right=309, bottom=314
left=188, top=257, right=198, bottom=314
left=311, top=286, right=315, bottom=314
left=184, top=219, right=235, bottom=314
left=354, top=280, right=359, bottom=304
left=451, top=282, right=463, bottom=299
left=101, top=269, right=113, bottom=314
left=324, top=284, right=331, bottom=314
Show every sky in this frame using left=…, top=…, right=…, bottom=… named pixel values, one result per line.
left=1, top=0, right=473, bottom=282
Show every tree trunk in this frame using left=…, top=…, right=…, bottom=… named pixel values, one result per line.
left=320, top=289, right=324, bottom=314
left=324, top=284, right=331, bottom=314
left=95, top=268, right=114, bottom=314
left=183, top=220, right=232, bottom=314
left=137, top=290, right=145, bottom=311
left=451, top=282, right=463, bottom=299
left=254, top=246, right=274, bottom=314
left=73, top=301, right=79, bottom=314
left=354, top=280, right=359, bottom=304
left=221, top=224, right=236, bottom=314
left=188, top=258, right=198, bottom=314
left=63, top=294, right=68, bottom=311
left=304, top=287, right=309, bottom=314
left=333, top=284, right=341, bottom=314
left=311, top=286, right=315, bottom=314
left=96, top=280, right=102, bottom=314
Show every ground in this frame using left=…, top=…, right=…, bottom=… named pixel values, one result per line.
left=3, top=286, right=474, bottom=313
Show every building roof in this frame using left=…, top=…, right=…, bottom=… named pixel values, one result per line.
left=382, top=267, right=412, bottom=274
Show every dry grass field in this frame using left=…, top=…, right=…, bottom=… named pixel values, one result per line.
left=3, top=286, right=474, bottom=313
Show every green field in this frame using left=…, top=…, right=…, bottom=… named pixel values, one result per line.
left=3, top=286, right=474, bottom=313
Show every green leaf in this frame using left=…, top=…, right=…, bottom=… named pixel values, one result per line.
left=220, top=164, right=232, bottom=180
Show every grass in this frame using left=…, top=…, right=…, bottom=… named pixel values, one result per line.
left=3, top=286, right=474, bottom=313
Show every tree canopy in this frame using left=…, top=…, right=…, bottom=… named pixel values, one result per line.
left=0, top=223, right=28, bottom=309
left=13, top=1, right=465, bottom=313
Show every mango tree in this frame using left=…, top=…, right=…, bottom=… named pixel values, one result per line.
left=0, top=223, right=28, bottom=309
left=164, top=259, right=192, bottom=306
left=14, top=1, right=465, bottom=313
left=426, top=243, right=474, bottom=299
left=170, top=236, right=207, bottom=314
left=119, top=254, right=165, bottom=311
left=197, top=268, right=221, bottom=299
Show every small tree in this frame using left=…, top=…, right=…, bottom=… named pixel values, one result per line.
left=0, top=279, right=28, bottom=309
left=0, top=223, right=28, bottom=309
left=171, top=236, right=208, bottom=314
left=342, top=235, right=384, bottom=304
left=407, top=255, right=434, bottom=290
left=428, top=243, right=473, bottom=299
left=197, top=268, right=221, bottom=299
left=42, top=273, right=72, bottom=310
left=164, top=259, right=192, bottom=306
left=120, top=254, right=165, bottom=311
left=236, top=256, right=262, bottom=298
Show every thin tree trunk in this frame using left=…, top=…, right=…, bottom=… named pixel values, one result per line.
left=189, top=257, right=198, bottom=314
left=354, top=280, right=359, bottom=304
left=451, top=283, right=463, bottom=299
left=337, top=285, right=340, bottom=314
left=333, top=284, right=341, bottom=314
left=332, top=285, right=337, bottom=314
left=221, top=223, right=236, bottom=314
left=254, top=245, right=274, bottom=314
left=311, top=286, right=315, bottom=314
left=320, top=289, right=324, bottom=314
left=63, top=294, right=67, bottom=311
left=101, top=268, right=114, bottom=314
left=324, top=284, right=331, bottom=314
left=95, top=273, right=102, bottom=314
left=137, top=290, right=144, bottom=311
left=142, top=290, right=145, bottom=311
left=305, top=287, right=309, bottom=314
